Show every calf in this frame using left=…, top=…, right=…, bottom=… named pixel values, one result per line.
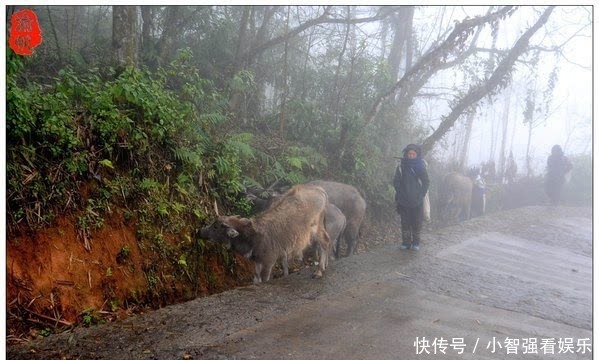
left=200, top=184, right=330, bottom=283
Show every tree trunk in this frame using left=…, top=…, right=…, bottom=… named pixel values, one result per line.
left=234, top=6, right=251, bottom=71
left=498, top=92, right=511, bottom=180
left=46, top=6, right=64, bottom=68
left=157, top=6, right=179, bottom=66
left=458, top=111, right=476, bottom=170
left=140, top=6, right=155, bottom=66
left=113, top=5, right=140, bottom=68
left=526, top=119, right=534, bottom=177
left=299, top=29, right=315, bottom=101
left=279, top=6, right=291, bottom=139
left=404, top=6, right=414, bottom=72
left=330, top=6, right=352, bottom=127
left=387, top=6, right=414, bottom=82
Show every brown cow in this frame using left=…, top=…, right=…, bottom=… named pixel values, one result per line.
left=200, top=184, right=330, bottom=283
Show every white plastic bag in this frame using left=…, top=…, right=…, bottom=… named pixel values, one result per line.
left=423, top=191, right=431, bottom=222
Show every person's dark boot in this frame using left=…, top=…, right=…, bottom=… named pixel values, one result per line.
left=400, top=230, right=412, bottom=250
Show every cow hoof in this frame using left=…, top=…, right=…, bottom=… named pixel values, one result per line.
left=312, top=272, right=323, bottom=279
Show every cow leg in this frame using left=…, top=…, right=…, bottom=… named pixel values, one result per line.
left=312, top=229, right=330, bottom=278
left=253, top=263, right=263, bottom=284
left=335, top=233, right=343, bottom=258
left=329, top=240, right=337, bottom=262
left=281, top=254, right=289, bottom=276
left=449, top=203, right=460, bottom=223
left=329, top=234, right=338, bottom=261
left=261, top=262, right=274, bottom=282
left=322, top=229, right=331, bottom=270
left=346, top=232, right=356, bottom=257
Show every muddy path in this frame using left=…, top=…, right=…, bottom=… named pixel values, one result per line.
left=7, top=206, right=592, bottom=359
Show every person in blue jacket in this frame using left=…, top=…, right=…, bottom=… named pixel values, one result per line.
left=393, top=144, right=430, bottom=250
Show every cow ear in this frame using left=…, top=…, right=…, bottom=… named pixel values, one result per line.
left=238, top=217, right=251, bottom=226
left=220, top=216, right=237, bottom=227
left=226, top=228, right=239, bottom=238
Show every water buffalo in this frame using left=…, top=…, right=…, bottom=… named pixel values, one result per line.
left=438, top=172, right=473, bottom=224
left=248, top=193, right=345, bottom=262
left=200, top=184, right=330, bottom=283
left=245, top=192, right=276, bottom=213
left=307, top=180, right=366, bottom=257
left=246, top=180, right=362, bottom=258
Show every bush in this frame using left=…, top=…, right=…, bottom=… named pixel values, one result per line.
left=7, top=49, right=255, bottom=233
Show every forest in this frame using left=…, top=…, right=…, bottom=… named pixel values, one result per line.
left=5, top=5, right=592, bottom=342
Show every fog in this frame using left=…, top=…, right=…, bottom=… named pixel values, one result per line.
left=410, top=6, right=592, bottom=175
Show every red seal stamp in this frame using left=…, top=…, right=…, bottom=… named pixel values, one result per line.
left=9, top=9, right=43, bottom=55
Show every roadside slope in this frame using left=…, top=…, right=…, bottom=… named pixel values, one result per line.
left=7, top=206, right=592, bottom=359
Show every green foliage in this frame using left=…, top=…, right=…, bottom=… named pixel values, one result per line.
left=6, top=49, right=249, bottom=235
left=81, top=308, right=104, bottom=327
left=7, top=50, right=257, bottom=305
left=109, top=300, right=120, bottom=312
left=245, top=143, right=328, bottom=191
left=39, top=328, right=53, bottom=337
left=230, top=70, right=256, bottom=93
left=118, top=246, right=131, bottom=262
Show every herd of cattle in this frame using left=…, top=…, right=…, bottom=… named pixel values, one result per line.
left=200, top=175, right=483, bottom=284
left=200, top=181, right=365, bottom=283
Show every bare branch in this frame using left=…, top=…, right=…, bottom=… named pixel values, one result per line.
left=421, top=6, right=556, bottom=155
left=243, top=6, right=395, bottom=64
left=364, top=6, right=516, bottom=126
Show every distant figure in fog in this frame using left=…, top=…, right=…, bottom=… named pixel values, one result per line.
left=505, top=151, right=518, bottom=184
left=393, top=144, right=430, bottom=251
left=544, top=145, right=572, bottom=205
left=481, top=160, right=496, bottom=183
left=468, top=167, right=486, bottom=218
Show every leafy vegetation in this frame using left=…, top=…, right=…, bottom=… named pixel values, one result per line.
left=8, top=48, right=236, bottom=228
left=7, top=48, right=263, bottom=311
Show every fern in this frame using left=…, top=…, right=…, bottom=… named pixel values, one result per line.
left=139, top=178, right=162, bottom=193
left=199, top=112, right=226, bottom=127
left=286, top=156, right=305, bottom=170
left=172, top=147, right=203, bottom=169
left=226, top=133, right=255, bottom=160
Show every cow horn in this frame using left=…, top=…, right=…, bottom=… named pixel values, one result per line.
left=226, top=228, right=239, bottom=238
left=214, top=200, right=220, bottom=216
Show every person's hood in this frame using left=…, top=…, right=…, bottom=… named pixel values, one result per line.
left=402, top=144, right=422, bottom=158
left=551, top=145, right=564, bottom=157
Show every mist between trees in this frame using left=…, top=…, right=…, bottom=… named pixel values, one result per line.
left=7, top=5, right=592, bottom=231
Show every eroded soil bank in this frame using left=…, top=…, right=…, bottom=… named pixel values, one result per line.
left=7, top=206, right=592, bottom=359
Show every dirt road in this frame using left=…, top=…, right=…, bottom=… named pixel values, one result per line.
left=7, top=206, right=592, bottom=359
